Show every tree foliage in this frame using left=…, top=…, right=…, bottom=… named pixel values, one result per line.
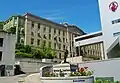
left=7, top=26, right=16, bottom=34
left=0, top=22, right=4, bottom=30
left=15, top=43, right=57, bottom=59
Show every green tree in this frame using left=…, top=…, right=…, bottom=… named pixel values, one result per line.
left=0, top=22, right=4, bottom=30
left=7, top=26, right=16, bottom=34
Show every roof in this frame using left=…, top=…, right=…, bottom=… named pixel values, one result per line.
left=24, top=13, right=85, bottom=34
left=24, top=13, right=67, bottom=29
left=74, top=31, right=102, bottom=40
left=67, top=25, right=85, bottom=34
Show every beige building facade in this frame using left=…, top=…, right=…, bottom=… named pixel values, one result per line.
left=3, top=13, right=85, bottom=59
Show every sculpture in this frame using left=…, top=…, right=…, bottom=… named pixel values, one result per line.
left=64, top=49, right=69, bottom=63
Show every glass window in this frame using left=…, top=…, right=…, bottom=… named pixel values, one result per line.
left=59, top=44, right=61, bottom=50
left=63, top=38, right=65, bottom=43
left=0, top=51, right=2, bottom=61
left=63, top=45, right=65, bottom=50
left=31, top=22, right=34, bottom=28
left=49, top=34, right=51, bottom=40
left=37, top=39, right=40, bottom=46
left=31, top=38, right=34, bottom=45
left=63, top=31, right=65, bottom=36
left=59, top=53, right=61, bottom=59
left=48, top=42, right=51, bottom=47
left=31, top=32, right=34, bottom=36
left=43, top=26, right=46, bottom=33
left=0, top=38, right=3, bottom=47
left=59, top=30, right=60, bottom=35
left=54, top=43, right=56, bottom=49
left=49, top=27, right=51, bottom=33
left=43, top=40, right=46, bottom=46
left=59, top=37, right=61, bottom=42
left=44, top=34, right=47, bottom=39
left=38, top=23, right=40, bottom=30
left=38, top=33, right=41, bottom=38
left=54, top=29, right=56, bottom=34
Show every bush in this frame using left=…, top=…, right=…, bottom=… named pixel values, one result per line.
left=15, top=52, right=32, bottom=58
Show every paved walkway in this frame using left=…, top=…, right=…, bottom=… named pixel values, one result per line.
left=0, top=74, right=26, bottom=83
left=25, top=73, right=42, bottom=83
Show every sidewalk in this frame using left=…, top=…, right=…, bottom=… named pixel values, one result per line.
left=0, top=74, right=26, bottom=83
left=25, top=73, right=43, bottom=83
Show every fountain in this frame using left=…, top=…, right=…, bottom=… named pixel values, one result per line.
left=39, top=49, right=94, bottom=83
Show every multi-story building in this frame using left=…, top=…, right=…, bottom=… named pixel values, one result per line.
left=3, top=13, right=85, bottom=59
left=74, top=31, right=105, bottom=61
left=0, top=30, right=16, bottom=76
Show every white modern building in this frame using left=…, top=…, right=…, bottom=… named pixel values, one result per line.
left=98, top=0, right=120, bottom=58
left=0, top=31, right=16, bottom=76
left=74, top=0, right=120, bottom=60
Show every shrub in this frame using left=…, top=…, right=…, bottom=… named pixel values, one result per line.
left=15, top=51, right=32, bottom=58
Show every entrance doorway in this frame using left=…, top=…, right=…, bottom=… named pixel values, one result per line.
left=0, top=65, right=5, bottom=76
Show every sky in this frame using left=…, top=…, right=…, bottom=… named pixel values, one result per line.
left=0, top=0, right=101, bottom=33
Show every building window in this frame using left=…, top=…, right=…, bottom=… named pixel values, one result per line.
left=49, top=34, right=51, bottom=40
left=43, top=40, right=46, bottom=46
left=38, top=23, right=40, bottom=30
left=31, top=38, right=34, bottom=45
left=49, top=27, right=51, bottom=33
left=54, top=36, right=57, bottom=41
left=20, top=38, right=24, bottom=44
left=63, top=31, right=65, bottom=36
left=70, top=54, right=72, bottom=57
left=59, top=44, right=61, bottom=50
left=31, top=32, right=34, bottom=36
left=0, top=51, right=2, bottom=61
left=59, top=37, right=62, bottom=42
left=70, top=46, right=71, bottom=51
left=59, top=30, right=60, bottom=35
left=63, top=38, right=65, bottom=43
left=37, top=39, right=40, bottom=46
left=48, top=42, right=51, bottom=47
left=0, top=38, right=3, bottom=47
left=43, top=27, right=46, bottom=33
left=54, top=29, right=56, bottom=34
left=31, top=22, right=34, bottom=28
left=59, top=53, right=61, bottom=59
left=72, top=41, right=74, bottom=47
left=63, top=45, right=65, bottom=50
left=38, top=33, right=41, bottom=38
left=44, top=34, right=47, bottom=39
left=54, top=43, right=56, bottom=49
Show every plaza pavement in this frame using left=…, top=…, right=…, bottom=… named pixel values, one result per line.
left=0, top=74, right=26, bottom=83
left=25, top=73, right=42, bottom=83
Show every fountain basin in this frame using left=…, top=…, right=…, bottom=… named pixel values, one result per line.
left=40, top=76, right=94, bottom=83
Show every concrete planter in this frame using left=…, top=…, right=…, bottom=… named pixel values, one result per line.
left=40, top=76, right=94, bottom=83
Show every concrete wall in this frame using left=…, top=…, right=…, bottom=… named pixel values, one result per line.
left=0, top=32, right=16, bottom=76
left=15, top=58, right=57, bottom=73
left=78, top=58, right=120, bottom=81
